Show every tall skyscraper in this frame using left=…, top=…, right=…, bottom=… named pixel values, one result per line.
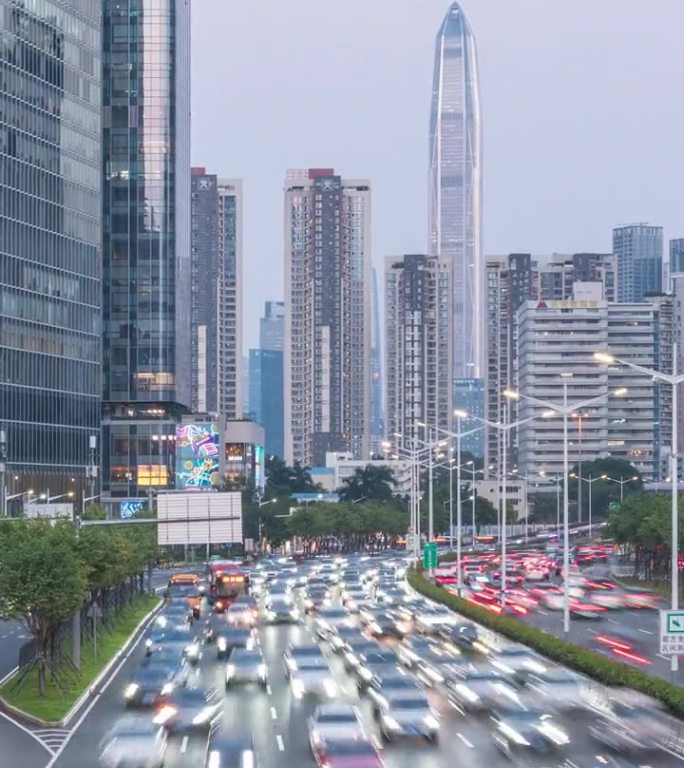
left=670, top=239, right=684, bottom=279
left=101, top=0, right=191, bottom=505
left=189, top=169, right=243, bottom=418
left=385, top=255, right=452, bottom=449
left=0, top=0, right=102, bottom=497
left=284, top=169, right=371, bottom=466
left=250, top=301, right=285, bottom=459
left=370, top=268, right=384, bottom=455
left=613, top=224, right=663, bottom=302
left=260, top=301, right=285, bottom=351
left=428, top=2, right=483, bottom=380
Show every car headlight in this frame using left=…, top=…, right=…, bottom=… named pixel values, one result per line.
left=424, top=714, right=440, bottom=729
left=290, top=610, right=300, bottom=620
left=161, top=682, right=174, bottom=695
left=153, top=705, right=177, bottom=724
left=291, top=679, right=305, bottom=699
left=455, top=684, right=480, bottom=703
left=246, top=638, right=256, bottom=650
left=145, top=638, right=153, bottom=647
left=124, top=683, right=139, bottom=698
left=217, top=637, right=227, bottom=651
left=267, top=611, right=276, bottom=620
left=186, top=643, right=199, bottom=658
left=383, top=716, right=401, bottom=731
left=369, top=622, right=382, bottom=634
left=323, top=678, right=338, bottom=697
left=258, top=664, right=267, bottom=677
left=225, top=664, right=236, bottom=678
left=359, top=667, right=373, bottom=681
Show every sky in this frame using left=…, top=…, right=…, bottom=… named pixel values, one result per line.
left=191, top=0, right=684, bottom=351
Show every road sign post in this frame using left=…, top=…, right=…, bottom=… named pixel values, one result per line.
left=659, top=609, right=684, bottom=656
left=423, top=541, right=438, bottom=572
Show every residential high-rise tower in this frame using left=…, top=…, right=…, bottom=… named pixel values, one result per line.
left=385, top=255, right=453, bottom=449
left=613, top=224, right=663, bottom=302
left=284, top=169, right=371, bottom=466
left=428, top=2, right=483, bottom=380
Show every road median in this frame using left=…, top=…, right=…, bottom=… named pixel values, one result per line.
left=0, top=594, right=161, bottom=726
left=408, top=567, right=684, bottom=719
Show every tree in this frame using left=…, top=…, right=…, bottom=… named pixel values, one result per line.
left=338, top=464, right=398, bottom=503
left=0, top=521, right=87, bottom=695
left=568, top=458, right=642, bottom=520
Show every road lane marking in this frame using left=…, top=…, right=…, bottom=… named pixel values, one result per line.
left=266, top=684, right=272, bottom=695
left=0, top=665, right=18, bottom=686
left=456, top=733, right=474, bottom=748
left=180, top=736, right=189, bottom=753
left=538, top=610, right=549, bottom=615
left=270, top=706, right=277, bottom=720
left=638, top=628, right=654, bottom=635
left=0, top=711, right=54, bottom=755
left=607, top=618, right=620, bottom=625
left=276, top=734, right=284, bottom=751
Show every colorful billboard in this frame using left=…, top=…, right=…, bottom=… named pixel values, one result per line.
left=176, top=422, right=221, bottom=490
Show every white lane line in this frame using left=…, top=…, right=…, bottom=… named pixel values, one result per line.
left=270, top=706, right=277, bottom=720
left=266, top=684, right=272, bottom=695
left=0, top=710, right=54, bottom=755
left=638, top=628, right=654, bottom=635
left=44, top=607, right=161, bottom=768
left=607, top=618, right=620, bottom=625
left=276, top=734, right=285, bottom=751
left=456, top=732, right=474, bottom=748
left=537, top=610, right=549, bottom=616
left=180, top=736, right=189, bottom=753
left=0, top=665, right=18, bottom=686
left=657, top=654, right=671, bottom=661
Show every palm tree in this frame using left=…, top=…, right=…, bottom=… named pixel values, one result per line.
left=338, top=465, right=397, bottom=503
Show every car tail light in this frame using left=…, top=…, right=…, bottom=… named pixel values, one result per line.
left=595, top=634, right=632, bottom=651
left=611, top=647, right=652, bottom=665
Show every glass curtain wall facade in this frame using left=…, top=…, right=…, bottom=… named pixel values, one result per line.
left=101, top=0, right=191, bottom=507
left=0, top=0, right=102, bottom=500
left=428, top=2, right=483, bottom=380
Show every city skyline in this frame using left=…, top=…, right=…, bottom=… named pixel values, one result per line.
left=191, top=0, right=684, bottom=350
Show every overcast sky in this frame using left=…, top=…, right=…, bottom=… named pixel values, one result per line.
left=191, top=0, right=684, bottom=350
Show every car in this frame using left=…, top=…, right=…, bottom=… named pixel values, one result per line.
left=414, top=645, right=462, bottom=688
left=414, top=606, right=458, bottom=633
left=290, top=662, right=338, bottom=701
left=588, top=698, right=672, bottom=752
left=225, top=648, right=268, bottom=688
left=203, top=735, right=261, bottom=768
left=489, top=644, right=547, bottom=685
left=314, top=607, right=351, bottom=637
left=217, top=627, right=256, bottom=660
left=525, top=667, right=585, bottom=711
left=307, top=703, right=365, bottom=752
left=378, top=692, right=439, bottom=743
left=490, top=707, right=570, bottom=758
left=446, top=669, right=512, bottom=713
left=311, top=739, right=384, bottom=768
left=366, top=673, right=421, bottom=716
left=284, top=643, right=326, bottom=677
left=570, top=599, right=607, bottom=620
left=147, top=628, right=201, bottom=664
left=623, top=591, right=659, bottom=610
left=265, top=597, right=300, bottom=624
left=99, top=716, right=167, bottom=768
left=328, top=627, right=365, bottom=654
left=590, top=591, right=626, bottom=610
left=343, top=640, right=379, bottom=672
left=367, top=612, right=404, bottom=639
left=225, top=601, right=257, bottom=627
left=153, top=687, right=221, bottom=733
left=396, top=636, right=436, bottom=669
left=139, top=654, right=189, bottom=688
left=376, top=587, right=408, bottom=606
left=203, top=614, right=229, bottom=644
left=303, top=586, right=329, bottom=612
left=438, top=622, right=479, bottom=651
left=124, top=667, right=176, bottom=707
left=355, top=649, right=399, bottom=688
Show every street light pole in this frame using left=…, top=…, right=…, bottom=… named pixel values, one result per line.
left=595, top=343, right=683, bottom=674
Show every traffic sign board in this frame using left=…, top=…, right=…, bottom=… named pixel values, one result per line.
left=660, top=610, right=684, bottom=655
left=423, top=541, right=438, bottom=570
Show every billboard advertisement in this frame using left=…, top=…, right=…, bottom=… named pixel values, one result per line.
left=176, top=422, right=221, bottom=490
left=156, top=492, right=243, bottom=545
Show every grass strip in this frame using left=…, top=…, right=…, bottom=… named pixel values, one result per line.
left=0, top=594, right=160, bottom=723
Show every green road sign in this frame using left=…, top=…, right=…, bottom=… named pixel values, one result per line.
left=666, top=611, right=684, bottom=634
left=423, top=541, right=438, bottom=570
left=609, top=501, right=620, bottom=512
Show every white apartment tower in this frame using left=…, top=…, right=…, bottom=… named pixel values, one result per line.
left=385, top=255, right=453, bottom=449
left=284, top=169, right=371, bottom=466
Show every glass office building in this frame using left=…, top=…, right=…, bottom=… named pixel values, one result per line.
left=0, top=0, right=102, bottom=498
left=101, top=0, right=191, bottom=508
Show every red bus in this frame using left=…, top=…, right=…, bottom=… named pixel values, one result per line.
left=206, top=561, right=250, bottom=612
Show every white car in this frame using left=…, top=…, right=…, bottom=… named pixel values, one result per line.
left=99, top=717, right=167, bottom=768
left=290, top=663, right=338, bottom=701
left=590, top=592, right=626, bottom=610
left=378, top=693, right=439, bottom=743
left=314, top=607, right=352, bottom=637
left=307, top=703, right=365, bottom=752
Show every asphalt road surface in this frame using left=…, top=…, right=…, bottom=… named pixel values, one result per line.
left=48, top=594, right=681, bottom=768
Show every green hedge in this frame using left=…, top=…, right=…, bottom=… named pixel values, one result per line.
left=408, top=568, right=684, bottom=719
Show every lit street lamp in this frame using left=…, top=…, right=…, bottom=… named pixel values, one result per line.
left=505, top=379, right=626, bottom=633
left=605, top=475, right=639, bottom=503
left=570, top=473, right=607, bottom=533
left=595, top=345, right=684, bottom=674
